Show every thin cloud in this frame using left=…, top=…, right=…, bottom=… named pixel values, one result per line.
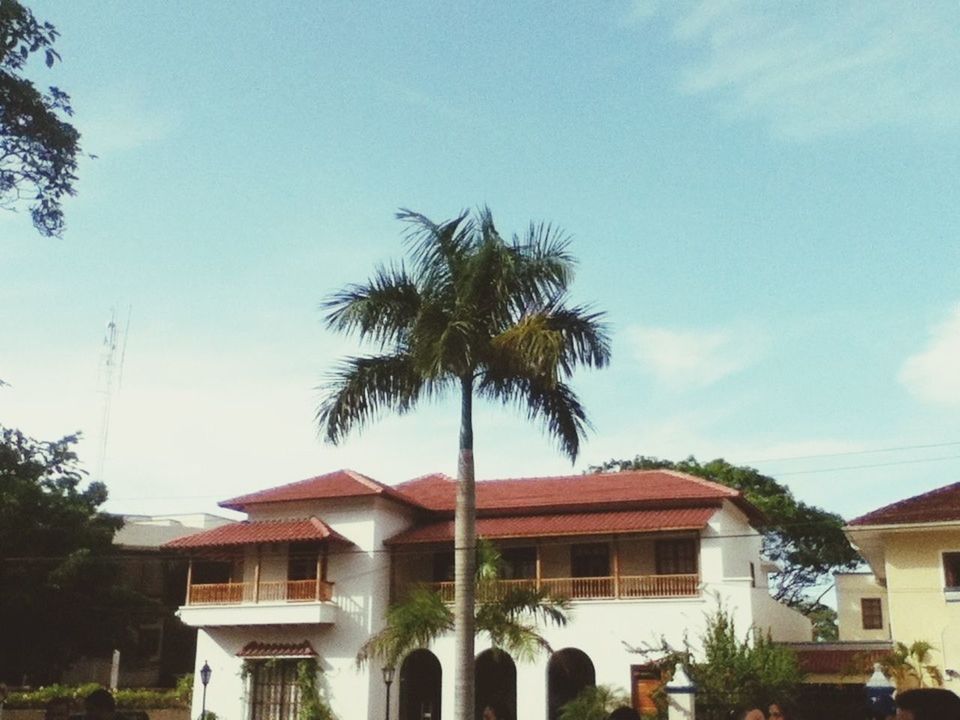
left=899, top=304, right=960, bottom=407
left=625, top=324, right=760, bottom=389
left=646, top=1, right=960, bottom=139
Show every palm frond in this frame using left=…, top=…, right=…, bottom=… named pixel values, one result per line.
left=509, top=221, right=575, bottom=310
left=476, top=586, right=569, bottom=662
left=478, top=372, right=590, bottom=461
left=355, top=587, right=453, bottom=667
left=322, top=263, right=420, bottom=349
left=316, top=353, right=429, bottom=444
left=544, top=304, right=611, bottom=374
left=397, top=208, right=473, bottom=291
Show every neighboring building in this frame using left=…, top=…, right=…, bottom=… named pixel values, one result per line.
left=63, top=513, right=234, bottom=687
left=835, top=572, right=891, bottom=642
left=844, top=481, right=960, bottom=692
left=165, top=469, right=812, bottom=720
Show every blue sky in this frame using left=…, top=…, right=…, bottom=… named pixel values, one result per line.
left=3, top=0, right=960, bottom=525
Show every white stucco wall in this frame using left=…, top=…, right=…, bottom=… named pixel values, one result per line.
left=835, top=572, right=890, bottom=642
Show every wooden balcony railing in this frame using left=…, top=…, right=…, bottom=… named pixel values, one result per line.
left=419, top=574, right=699, bottom=602
left=187, top=579, right=335, bottom=606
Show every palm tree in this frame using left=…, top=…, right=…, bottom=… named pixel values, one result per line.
left=317, top=207, right=610, bottom=720
left=880, top=640, right=944, bottom=689
left=355, top=540, right=571, bottom=668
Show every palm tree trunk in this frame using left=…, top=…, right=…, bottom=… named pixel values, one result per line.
left=454, top=374, right=477, bottom=720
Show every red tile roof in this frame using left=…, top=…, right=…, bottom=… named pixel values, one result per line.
left=220, top=469, right=422, bottom=511
left=163, top=517, right=352, bottom=549
left=237, top=641, right=317, bottom=658
left=848, top=482, right=960, bottom=526
left=386, top=506, right=719, bottom=545
left=395, top=470, right=751, bottom=516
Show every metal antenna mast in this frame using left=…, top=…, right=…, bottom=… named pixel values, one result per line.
left=96, top=306, right=131, bottom=483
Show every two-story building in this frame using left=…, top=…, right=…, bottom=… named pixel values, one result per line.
left=843, top=481, right=960, bottom=691
left=166, top=468, right=811, bottom=720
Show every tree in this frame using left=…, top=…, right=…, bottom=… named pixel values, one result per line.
left=318, top=207, right=610, bottom=720
left=590, top=456, right=860, bottom=612
left=635, top=604, right=803, bottom=716
left=880, top=641, right=944, bottom=690
left=355, top=540, right=570, bottom=668
left=0, top=426, right=155, bottom=684
left=1, top=0, right=81, bottom=237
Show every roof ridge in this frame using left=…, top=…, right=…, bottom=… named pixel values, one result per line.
left=657, top=469, right=740, bottom=496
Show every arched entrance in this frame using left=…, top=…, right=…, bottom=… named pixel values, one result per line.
left=475, top=649, right=517, bottom=720
left=547, top=648, right=595, bottom=720
left=399, top=649, right=442, bottom=720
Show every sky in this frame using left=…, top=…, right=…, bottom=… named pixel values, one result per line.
left=3, top=0, right=960, bottom=528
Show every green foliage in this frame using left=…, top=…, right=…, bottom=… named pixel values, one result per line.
left=590, top=456, right=860, bottom=610
left=0, top=0, right=81, bottom=236
left=4, top=685, right=187, bottom=709
left=798, top=601, right=839, bottom=642
left=689, top=605, right=802, bottom=712
left=880, top=641, right=944, bottom=690
left=175, top=674, right=194, bottom=703
left=558, top=685, right=631, bottom=720
left=0, top=426, right=158, bottom=684
left=296, top=658, right=335, bottom=720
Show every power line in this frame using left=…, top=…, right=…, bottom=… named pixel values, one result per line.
left=772, top=454, right=960, bottom=477
left=742, top=440, right=960, bottom=465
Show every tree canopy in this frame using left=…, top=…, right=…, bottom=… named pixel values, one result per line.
left=0, top=427, right=154, bottom=684
left=590, top=456, right=860, bottom=610
left=1, top=0, right=81, bottom=237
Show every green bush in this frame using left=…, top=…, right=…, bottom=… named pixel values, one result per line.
left=4, top=685, right=187, bottom=709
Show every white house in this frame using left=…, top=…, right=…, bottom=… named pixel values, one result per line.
left=165, top=468, right=811, bottom=720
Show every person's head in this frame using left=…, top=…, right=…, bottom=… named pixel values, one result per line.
left=481, top=705, right=498, bottom=720
left=768, top=702, right=791, bottom=720
left=742, top=709, right=765, bottom=720
left=895, top=688, right=960, bottom=720
left=44, top=698, right=71, bottom=720
left=83, top=688, right=116, bottom=720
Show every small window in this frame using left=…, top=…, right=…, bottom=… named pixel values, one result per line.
left=288, top=542, right=320, bottom=581
left=571, top=543, right=610, bottom=577
left=944, top=552, right=960, bottom=589
left=501, top=547, right=537, bottom=580
left=655, top=539, right=697, bottom=575
left=861, top=598, right=883, bottom=630
left=248, top=660, right=303, bottom=720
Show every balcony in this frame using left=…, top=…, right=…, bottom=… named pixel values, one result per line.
left=177, top=578, right=337, bottom=627
left=417, top=573, right=700, bottom=602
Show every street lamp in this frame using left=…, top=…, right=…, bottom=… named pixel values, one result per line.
left=200, top=661, right=212, bottom=720
left=382, top=666, right=396, bottom=720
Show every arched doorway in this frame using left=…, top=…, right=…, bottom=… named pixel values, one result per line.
left=547, top=648, right=595, bottom=720
left=475, top=649, right=517, bottom=720
left=399, top=649, right=442, bottom=720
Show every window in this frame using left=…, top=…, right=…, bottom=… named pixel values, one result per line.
left=570, top=543, right=610, bottom=577
left=655, top=539, right=697, bottom=575
left=861, top=598, right=883, bottom=630
left=501, top=547, right=537, bottom=580
left=287, top=542, right=320, bottom=581
left=248, top=660, right=303, bottom=720
left=944, top=552, right=960, bottom=589
left=432, top=551, right=455, bottom=582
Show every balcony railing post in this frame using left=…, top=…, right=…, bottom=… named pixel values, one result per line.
left=253, top=547, right=261, bottom=604
left=185, top=559, right=194, bottom=605
left=613, top=537, right=621, bottom=599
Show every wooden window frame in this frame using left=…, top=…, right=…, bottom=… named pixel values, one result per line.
left=861, top=597, right=883, bottom=630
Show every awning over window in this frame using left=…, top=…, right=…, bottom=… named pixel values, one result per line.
left=164, top=517, right=353, bottom=549
left=237, top=641, right=318, bottom=658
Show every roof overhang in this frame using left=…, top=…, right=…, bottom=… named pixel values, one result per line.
left=237, top=641, right=317, bottom=659
left=163, top=517, right=353, bottom=550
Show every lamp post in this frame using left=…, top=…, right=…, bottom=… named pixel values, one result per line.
left=199, top=661, right=212, bottom=720
left=382, top=666, right=395, bottom=720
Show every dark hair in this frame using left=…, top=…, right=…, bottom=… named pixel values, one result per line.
left=896, top=688, right=960, bottom=719
left=84, top=689, right=115, bottom=713
left=768, top=701, right=794, bottom=719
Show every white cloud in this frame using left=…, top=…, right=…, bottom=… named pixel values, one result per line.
left=899, top=304, right=960, bottom=406
left=647, top=1, right=960, bottom=139
left=624, top=324, right=760, bottom=389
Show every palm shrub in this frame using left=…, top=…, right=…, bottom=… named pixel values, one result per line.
left=319, top=207, right=609, bottom=720
left=558, top=685, right=631, bottom=720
